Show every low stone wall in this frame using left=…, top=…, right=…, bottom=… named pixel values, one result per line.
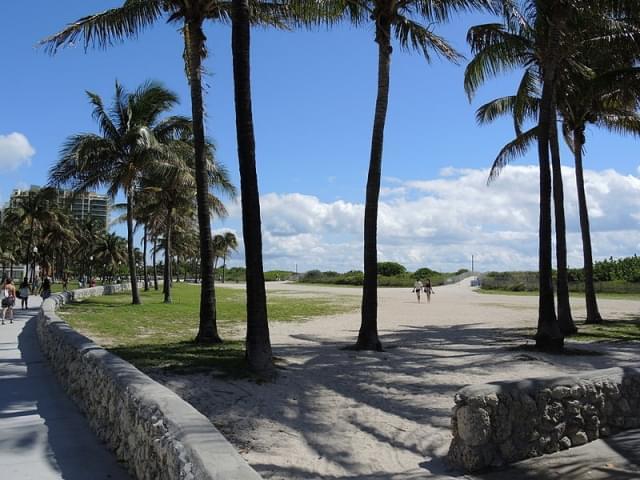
left=447, top=367, right=640, bottom=472
left=37, top=286, right=262, bottom=480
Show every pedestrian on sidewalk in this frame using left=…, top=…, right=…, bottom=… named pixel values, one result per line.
left=2, top=278, right=16, bottom=325
left=39, top=277, right=51, bottom=300
left=19, top=278, right=29, bottom=309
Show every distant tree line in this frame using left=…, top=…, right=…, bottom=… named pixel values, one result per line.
left=481, top=255, right=640, bottom=293
left=300, top=262, right=456, bottom=287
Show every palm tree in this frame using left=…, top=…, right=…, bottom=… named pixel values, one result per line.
left=213, top=231, right=238, bottom=282
left=318, top=0, right=491, bottom=351
left=3, top=187, right=58, bottom=283
left=141, top=135, right=235, bottom=305
left=471, top=4, right=640, bottom=334
left=559, top=57, right=640, bottom=324
left=94, top=232, right=128, bottom=282
left=42, top=0, right=285, bottom=349
left=49, top=80, right=186, bottom=305
left=474, top=75, right=577, bottom=335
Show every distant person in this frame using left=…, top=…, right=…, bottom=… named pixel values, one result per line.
left=39, top=277, right=51, bottom=300
left=1, top=278, right=16, bottom=325
left=62, top=275, right=69, bottom=292
left=413, top=279, right=423, bottom=303
left=424, top=279, right=434, bottom=303
left=19, top=278, right=30, bottom=310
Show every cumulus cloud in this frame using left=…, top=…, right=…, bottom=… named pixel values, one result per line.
left=226, top=165, right=640, bottom=273
left=0, top=133, right=35, bottom=170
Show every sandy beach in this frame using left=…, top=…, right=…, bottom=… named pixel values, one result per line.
left=154, top=281, right=640, bottom=479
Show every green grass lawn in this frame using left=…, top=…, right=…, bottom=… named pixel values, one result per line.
left=476, top=289, right=640, bottom=301
left=59, top=283, right=358, bottom=376
left=51, top=281, right=81, bottom=293
left=572, top=317, right=640, bottom=342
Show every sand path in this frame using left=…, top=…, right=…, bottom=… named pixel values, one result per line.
left=155, top=281, right=640, bottom=479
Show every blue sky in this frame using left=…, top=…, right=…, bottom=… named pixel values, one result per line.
left=2, top=1, right=639, bottom=272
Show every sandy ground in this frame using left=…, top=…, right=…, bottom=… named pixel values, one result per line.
left=153, top=281, right=640, bottom=480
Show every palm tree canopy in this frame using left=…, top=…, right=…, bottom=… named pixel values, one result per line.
left=49, top=81, right=185, bottom=198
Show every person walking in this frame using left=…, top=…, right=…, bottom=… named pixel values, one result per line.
left=39, top=277, right=52, bottom=300
left=413, top=279, right=423, bottom=303
left=1, top=278, right=16, bottom=325
left=424, top=279, right=434, bottom=304
left=19, top=278, right=29, bottom=310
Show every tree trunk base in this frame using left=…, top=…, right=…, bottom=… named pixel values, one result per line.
left=585, top=314, right=603, bottom=325
left=535, top=334, right=564, bottom=352
left=558, top=314, right=577, bottom=336
left=560, top=324, right=578, bottom=336
left=350, top=339, right=384, bottom=352
left=194, top=333, right=223, bottom=344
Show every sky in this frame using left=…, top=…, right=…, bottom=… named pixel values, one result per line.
left=1, top=1, right=639, bottom=273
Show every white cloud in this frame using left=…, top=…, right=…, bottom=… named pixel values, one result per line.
left=226, top=165, right=640, bottom=273
left=0, top=133, right=35, bottom=170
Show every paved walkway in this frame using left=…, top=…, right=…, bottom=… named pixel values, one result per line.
left=475, top=429, right=640, bottom=479
left=0, top=298, right=129, bottom=479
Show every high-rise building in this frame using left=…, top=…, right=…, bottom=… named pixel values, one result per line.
left=6, top=185, right=110, bottom=231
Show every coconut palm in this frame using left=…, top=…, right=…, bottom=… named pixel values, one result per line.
left=559, top=59, right=640, bottom=324
left=94, top=232, right=128, bottom=282
left=49, top=80, right=187, bottom=305
left=42, top=1, right=286, bottom=354
left=213, top=231, right=238, bottom=282
left=316, top=0, right=492, bottom=351
left=474, top=12, right=640, bottom=331
left=465, top=0, right=640, bottom=349
left=141, top=136, right=235, bottom=305
left=3, top=187, right=58, bottom=283
left=475, top=75, right=577, bottom=335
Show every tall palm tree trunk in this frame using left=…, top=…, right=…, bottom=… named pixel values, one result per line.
left=232, top=0, right=273, bottom=374
left=153, top=237, right=158, bottom=290
left=185, top=19, right=222, bottom=344
left=574, top=126, right=603, bottom=324
left=164, top=208, right=173, bottom=304
left=222, top=253, right=227, bottom=283
left=535, top=70, right=563, bottom=351
left=126, top=189, right=141, bottom=304
left=550, top=113, right=576, bottom=334
left=143, top=226, right=149, bottom=291
left=356, top=18, right=391, bottom=352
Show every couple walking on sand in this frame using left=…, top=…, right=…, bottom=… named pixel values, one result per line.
left=413, top=279, right=434, bottom=304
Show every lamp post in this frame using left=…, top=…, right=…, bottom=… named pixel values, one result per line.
left=89, top=255, right=94, bottom=285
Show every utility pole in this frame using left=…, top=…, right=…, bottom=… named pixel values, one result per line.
left=471, top=255, right=474, bottom=273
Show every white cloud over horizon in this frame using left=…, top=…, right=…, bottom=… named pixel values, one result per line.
left=0, top=132, right=35, bottom=171
left=226, top=165, right=640, bottom=273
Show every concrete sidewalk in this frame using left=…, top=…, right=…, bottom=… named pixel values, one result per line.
left=0, top=298, right=129, bottom=479
left=473, top=430, right=640, bottom=480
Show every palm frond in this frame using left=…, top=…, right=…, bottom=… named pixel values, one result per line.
left=394, top=16, right=461, bottom=63
left=39, top=0, right=164, bottom=53
left=488, top=126, right=537, bottom=184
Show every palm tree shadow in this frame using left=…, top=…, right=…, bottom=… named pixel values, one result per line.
left=150, top=320, right=639, bottom=479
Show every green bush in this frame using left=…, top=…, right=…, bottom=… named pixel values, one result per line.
left=377, top=262, right=407, bottom=276
left=264, top=270, right=295, bottom=281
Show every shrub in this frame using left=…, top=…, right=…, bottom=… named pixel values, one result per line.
left=377, top=262, right=407, bottom=276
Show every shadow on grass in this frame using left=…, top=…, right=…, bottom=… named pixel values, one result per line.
left=573, top=316, right=640, bottom=342
left=110, top=339, right=248, bottom=377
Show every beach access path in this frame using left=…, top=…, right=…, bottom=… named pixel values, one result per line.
left=0, top=296, right=129, bottom=479
left=155, top=280, right=640, bottom=480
